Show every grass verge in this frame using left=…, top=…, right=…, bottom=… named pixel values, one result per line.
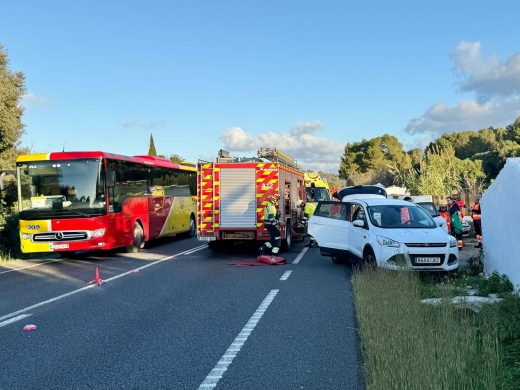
left=352, top=269, right=507, bottom=389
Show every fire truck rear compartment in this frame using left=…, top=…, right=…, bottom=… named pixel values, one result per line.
left=220, top=168, right=257, bottom=228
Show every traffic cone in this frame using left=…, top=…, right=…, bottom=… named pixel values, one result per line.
left=87, top=267, right=103, bottom=286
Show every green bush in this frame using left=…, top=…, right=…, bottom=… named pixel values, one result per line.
left=479, top=272, right=515, bottom=296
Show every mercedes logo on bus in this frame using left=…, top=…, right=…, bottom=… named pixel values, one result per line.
left=55, top=232, right=64, bottom=241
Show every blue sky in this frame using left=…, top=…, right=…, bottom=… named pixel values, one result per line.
left=2, top=0, right=520, bottom=172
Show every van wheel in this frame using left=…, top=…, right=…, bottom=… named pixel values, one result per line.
left=188, top=215, right=196, bottom=237
left=126, top=223, right=144, bottom=253
left=363, top=248, right=377, bottom=268
left=282, top=221, right=292, bottom=251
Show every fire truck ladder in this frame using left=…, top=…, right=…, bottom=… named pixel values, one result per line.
left=197, top=161, right=219, bottom=237
left=257, top=148, right=299, bottom=169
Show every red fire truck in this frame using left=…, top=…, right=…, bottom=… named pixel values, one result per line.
left=197, top=148, right=306, bottom=250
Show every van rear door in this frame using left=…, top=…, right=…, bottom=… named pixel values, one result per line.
left=308, top=201, right=351, bottom=257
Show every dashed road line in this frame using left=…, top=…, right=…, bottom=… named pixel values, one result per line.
left=0, top=245, right=207, bottom=323
left=197, top=289, right=279, bottom=390
left=279, top=270, right=292, bottom=281
left=292, top=246, right=309, bottom=264
left=0, top=314, right=32, bottom=328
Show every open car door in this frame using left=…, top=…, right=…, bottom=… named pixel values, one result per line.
left=308, top=201, right=352, bottom=257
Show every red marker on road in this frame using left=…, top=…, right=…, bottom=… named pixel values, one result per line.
left=23, top=324, right=37, bottom=331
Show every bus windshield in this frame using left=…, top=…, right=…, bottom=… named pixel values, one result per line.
left=306, top=187, right=330, bottom=202
left=17, top=158, right=106, bottom=219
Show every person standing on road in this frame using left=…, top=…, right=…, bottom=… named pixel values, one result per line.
left=467, top=194, right=482, bottom=248
left=262, top=193, right=282, bottom=255
left=447, top=196, right=463, bottom=248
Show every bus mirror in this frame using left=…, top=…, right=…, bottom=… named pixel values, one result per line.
left=106, top=170, right=116, bottom=188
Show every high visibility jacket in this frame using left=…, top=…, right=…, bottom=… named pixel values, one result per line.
left=264, top=201, right=278, bottom=226
left=471, top=203, right=481, bottom=221
left=440, top=211, right=451, bottom=232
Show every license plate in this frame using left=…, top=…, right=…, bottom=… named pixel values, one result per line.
left=415, top=256, right=441, bottom=264
left=51, top=243, right=69, bottom=250
left=222, top=232, right=255, bottom=240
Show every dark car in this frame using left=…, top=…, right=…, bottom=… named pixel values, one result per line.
left=334, top=185, right=387, bottom=201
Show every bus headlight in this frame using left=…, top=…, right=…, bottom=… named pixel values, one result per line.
left=21, top=233, right=31, bottom=240
left=91, top=228, right=106, bottom=238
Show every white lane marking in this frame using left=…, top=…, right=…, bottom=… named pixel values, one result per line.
left=0, top=314, right=31, bottom=328
left=292, top=246, right=309, bottom=264
left=0, top=245, right=207, bottom=323
left=0, top=258, right=64, bottom=275
left=197, top=289, right=279, bottom=390
left=279, top=270, right=292, bottom=281
left=182, top=245, right=208, bottom=256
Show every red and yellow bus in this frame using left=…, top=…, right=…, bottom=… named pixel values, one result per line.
left=16, top=151, right=196, bottom=254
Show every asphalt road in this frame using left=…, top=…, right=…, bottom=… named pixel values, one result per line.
left=0, top=237, right=363, bottom=390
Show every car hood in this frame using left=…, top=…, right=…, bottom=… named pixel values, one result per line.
left=374, top=226, right=449, bottom=244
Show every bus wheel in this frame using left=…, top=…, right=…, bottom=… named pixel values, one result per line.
left=282, top=220, right=292, bottom=251
left=126, top=223, right=144, bottom=253
left=188, top=215, right=196, bottom=237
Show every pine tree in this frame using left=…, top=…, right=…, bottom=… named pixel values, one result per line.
left=148, top=134, right=157, bottom=156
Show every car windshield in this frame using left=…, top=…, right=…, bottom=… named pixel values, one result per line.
left=336, top=185, right=387, bottom=200
left=417, top=202, right=439, bottom=217
left=306, top=187, right=330, bottom=202
left=367, top=204, right=437, bottom=228
left=17, top=158, right=106, bottom=219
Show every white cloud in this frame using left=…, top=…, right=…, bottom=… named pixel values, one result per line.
left=405, top=42, right=520, bottom=136
left=219, top=121, right=345, bottom=173
left=21, top=92, right=49, bottom=106
left=406, top=98, right=520, bottom=136
left=123, top=120, right=166, bottom=130
left=452, top=41, right=520, bottom=100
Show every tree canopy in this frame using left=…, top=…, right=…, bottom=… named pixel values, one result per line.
left=339, top=134, right=411, bottom=186
left=0, top=44, right=25, bottom=170
left=338, top=118, right=520, bottom=196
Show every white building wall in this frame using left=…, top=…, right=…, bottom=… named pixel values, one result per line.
left=481, top=158, right=520, bottom=289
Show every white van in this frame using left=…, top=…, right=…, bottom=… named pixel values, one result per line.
left=308, top=198, right=459, bottom=272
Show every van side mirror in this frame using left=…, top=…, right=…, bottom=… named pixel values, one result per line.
left=106, top=170, right=116, bottom=188
left=353, top=220, right=365, bottom=228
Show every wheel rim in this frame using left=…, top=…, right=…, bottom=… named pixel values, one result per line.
left=134, top=225, right=143, bottom=247
left=364, top=252, right=376, bottom=268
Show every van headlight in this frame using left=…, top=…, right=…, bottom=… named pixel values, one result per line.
left=376, top=235, right=400, bottom=248
left=449, top=236, right=457, bottom=247
left=91, top=228, right=106, bottom=238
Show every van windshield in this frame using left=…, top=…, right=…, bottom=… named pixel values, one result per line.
left=367, top=205, right=436, bottom=229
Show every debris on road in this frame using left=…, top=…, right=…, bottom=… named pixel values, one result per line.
left=230, top=255, right=288, bottom=266
left=23, top=324, right=37, bottom=331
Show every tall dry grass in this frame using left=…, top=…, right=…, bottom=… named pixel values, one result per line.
left=352, top=269, right=502, bottom=390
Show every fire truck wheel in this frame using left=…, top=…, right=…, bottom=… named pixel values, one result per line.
left=282, top=220, right=292, bottom=251
left=208, top=240, right=223, bottom=252
left=126, top=222, right=144, bottom=253
left=188, top=215, right=196, bottom=237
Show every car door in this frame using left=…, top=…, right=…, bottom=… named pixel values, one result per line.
left=308, top=201, right=351, bottom=256
left=349, top=203, right=370, bottom=258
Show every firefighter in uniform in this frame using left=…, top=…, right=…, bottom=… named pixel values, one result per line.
left=467, top=194, right=482, bottom=248
left=262, top=193, right=282, bottom=255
